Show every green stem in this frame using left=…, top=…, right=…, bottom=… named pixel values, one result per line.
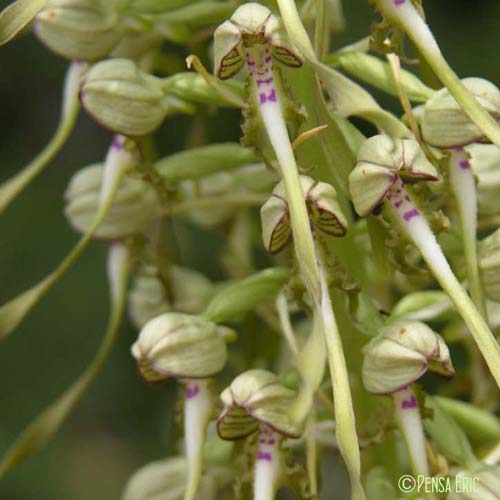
left=375, top=0, right=500, bottom=149
left=0, top=136, right=132, bottom=340
left=0, top=243, right=130, bottom=476
left=0, top=62, right=84, bottom=214
left=385, top=178, right=500, bottom=388
left=246, top=41, right=364, bottom=499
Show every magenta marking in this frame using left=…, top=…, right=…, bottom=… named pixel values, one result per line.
left=401, top=396, right=417, bottom=409
left=265, top=56, right=272, bottom=63
left=394, top=200, right=403, bottom=208
left=247, top=59, right=255, bottom=66
left=257, top=452, right=272, bottom=461
left=394, top=0, right=405, bottom=5
left=396, top=189, right=401, bottom=194
left=404, top=195, right=410, bottom=201
left=267, top=439, right=275, bottom=445
left=112, top=138, right=123, bottom=150
left=403, top=208, right=419, bottom=221
left=459, top=160, right=471, bottom=170
left=256, top=77, right=273, bottom=87
left=186, top=385, right=200, bottom=399
left=259, top=89, right=277, bottom=104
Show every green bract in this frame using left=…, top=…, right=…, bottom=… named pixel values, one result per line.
left=479, top=228, right=500, bottom=303
left=131, top=313, right=229, bottom=382
left=362, top=321, right=454, bottom=394
left=121, top=456, right=218, bottom=500
left=447, top=465, right=500, bottom=500
left=217, top=369, right=301, bottom=440
left=467, top=143, right=500, bottom=216
left=128, top=266, right=213, bottom=329
left=349, top=134, right=439, bottom=217
left=213, top=2, right=302, bottom=80
left=35, top=0, right=122, bottom=61
left=64, top=163, right=159, bottom=239
left=421, top=78, right=500, bottom=148
left=261, top=175, right=347, bottom=254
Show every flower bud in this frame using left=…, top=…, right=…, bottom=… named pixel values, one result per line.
left=213, top=3, right=302, bottom=80
left=64, top=163, right=159, bottom=239
left=81, top=59, right=191, bottom=136
left=35, top=0, right=121, bottom=61
left=349, top=135, right=438, bottom=217
left=131, top=313, right=229, bottom=382
left=466, top=143, right=500, bottom=216
left=362, top=321, right=454, bottom=395
left=447, top=465, right=500, bottom=500
left=128, top=265, right=213, bottom=329
left=217, top=369, right=301, bottom=440
left=421, top=78, right=500, bottom=148
left=479, top=228, right=500, bottom=303
left=121, top=456, right=217, bottom=500
left=181, top=172, right=236, bottom=228
left=261, top=175, right=347, bottom=254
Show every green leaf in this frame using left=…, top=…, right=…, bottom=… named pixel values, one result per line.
left=434, top=396, right=500, bottom=445
left=326, top=51, right=435, bottom=103
left=163, top=72, right=245, bottom=108
left=203, top=268, right=288, bottom=323
left=155, top=143, right=258, bottom=183
left=0, top=0, right=47, bottom=45
left=424, top=396, right=479, bottom=468
left=365, top=467, right=397, bottom=500
left=0, top=244, right=130, bottom=476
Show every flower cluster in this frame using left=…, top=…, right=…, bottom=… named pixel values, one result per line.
left=1, top=0, right=500, bottom=499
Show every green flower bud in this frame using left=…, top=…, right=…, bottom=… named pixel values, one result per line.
left=128, top=265, right=213, bottom=329
left=131, top=313, right=229, bottom=382
left=213, top=2, right=302, bottom=80
left=479, top=228, right=500, bottom=303
left=466, top=143, right=500, bottom=216
left=121, top=456, right=217, bottom=500
left=362, top=321, right=454, bottom=394
left=261, top=175, right=347, bottom=254
left=447, top=465, right=500, bottom=500
left=35, top=0, right=121, bottom=61
left=349, top=135, right=439, bottom=217
left=81, top=59, right=191, bottom=136
left=64, top=163, right=159, bottom=239
left=217, top=369, right=301, bottom=440
left=181, top=172, right=236, bottom=228
left=421, top=78, right=500, bottom=148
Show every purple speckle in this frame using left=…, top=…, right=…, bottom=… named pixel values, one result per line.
left=112, top=137, right=123, bottom=150
left=394, top=0, right=405, bottom=5
left=186, top=384, right=200, bottom=399
left=256, top=77, right=273, bottom=87
left=265, top=56, right=272, bottom=63
left=459, top=160, right=471, bottom=170
left=394, top=200, right=403, bottom=208
left=257, top=452, right=272, bottom=461
left=404, top=195, right=410, bottom=202
left=403, top=208, right=419, bottom=221
left=267, top=439, right=275, bottom=445
left=401, top=396, right=417, bottom=409
left=259, top=89, right=277, bottom=105
left=247, top=59, right=255, bottom=66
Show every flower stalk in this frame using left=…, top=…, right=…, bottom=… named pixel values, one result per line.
left=448, top=147, right=487, bottom=319
left=183, top=379, right=213, bottom=500
left=385, top=178, right=500, bottom=387
left=374, top=0, right=500, bottom=149
left=0, top=61, right=84, bottom=214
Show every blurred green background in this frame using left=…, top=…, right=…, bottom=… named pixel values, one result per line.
left=1, top=1, right=500, bottom=498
